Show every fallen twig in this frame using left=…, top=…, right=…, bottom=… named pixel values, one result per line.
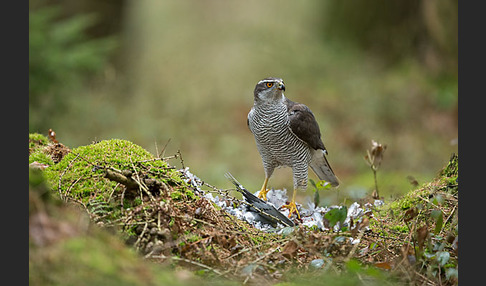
left=134, top=222, right=148, bottom=251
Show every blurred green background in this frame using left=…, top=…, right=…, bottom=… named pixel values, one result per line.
left=29, top=0, right=457, bottom=205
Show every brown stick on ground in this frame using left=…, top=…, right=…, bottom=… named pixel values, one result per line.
left=104, top=169, right=139, bottom=189
left=104, top=168, right=165, bottom=198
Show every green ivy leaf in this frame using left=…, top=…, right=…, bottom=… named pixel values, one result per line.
left=314, top=188, right=320, bottom=207
left=436, top=251, right=450, bottom=267
left=309, top=178, right=317, bottom=189
left=324, top=206, right=348, bottom=229
left=430, top=209, right=443, bottom=234
left=431, top=195, right=444, bottom=206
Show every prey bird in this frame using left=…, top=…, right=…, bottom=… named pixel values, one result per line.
left=225, top=172, right=294, bottom=227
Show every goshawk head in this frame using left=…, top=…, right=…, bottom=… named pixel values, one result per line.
left=253, top=77, right=286, bottom=103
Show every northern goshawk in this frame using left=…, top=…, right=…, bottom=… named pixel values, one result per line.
left=247, top=77, right=339, bottom=218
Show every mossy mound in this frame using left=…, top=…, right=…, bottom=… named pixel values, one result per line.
left=360, top=153, right=458, bottom=284
left=30, top=134, right=459, bottom=285
left=379, top=153, right=458, bottom=230
left=44, top=139, right=174, bottom=204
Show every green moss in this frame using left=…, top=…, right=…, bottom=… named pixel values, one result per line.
left=185, top=189, right=196, bottom=200
left=370, top=154, right=459, bottom=262
left=440, top=153, right=458, bottom=178
left=30, top=226, right=207, bottom=286
left=29, top=150, right=54, bottom=165
left=29, top=133, right=49, bottom=151
left=43, top=139, right=184, bottom=205
left=171, top=191, right=182, bottom=200
left=381, top=155, right=457, bottom=215
left=390, top=225, right=409, bottom=233
left=31, top=161, right=195, bottom=285
left=29, top=133, right=54, bottom=165
left=187, top=234, right=202, bottom=243
left=384, top=184, right=430, bottom=211
left=167, top=188, right=197, bottom=201
left=250, top=235, right=265, bottom=244
left=29, top=167, right=61, bottom=215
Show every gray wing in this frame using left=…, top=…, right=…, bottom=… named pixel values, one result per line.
left=285, top=98, right=327, bottom=151
left=285, top=98, right=339, bottom=187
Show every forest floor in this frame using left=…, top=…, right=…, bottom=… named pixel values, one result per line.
left=29, top=133, right=458, bottom=285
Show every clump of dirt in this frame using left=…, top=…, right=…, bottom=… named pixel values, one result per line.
left=44, top=143, right=71, bottom=163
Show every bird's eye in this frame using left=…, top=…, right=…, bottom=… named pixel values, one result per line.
left=266, top=83, right=274, bottom=88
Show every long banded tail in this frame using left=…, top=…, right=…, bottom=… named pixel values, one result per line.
left=310, top=149, right=340, bottom=187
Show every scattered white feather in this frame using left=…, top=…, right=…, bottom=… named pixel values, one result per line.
left=179, top=168, right=375, bottom=232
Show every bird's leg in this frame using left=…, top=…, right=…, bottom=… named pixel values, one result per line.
left=282, top=189, right=300, bottom=219
left=257, top=177, right=270, bottom=201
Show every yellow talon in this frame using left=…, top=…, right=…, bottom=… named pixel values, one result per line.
left=257, top=177, right=270, bottom=201
left=282, top=200, right=300, bottom=219
left=257, top=188, right=269, bottom=201
left=282, top=189, right=300, bottom=219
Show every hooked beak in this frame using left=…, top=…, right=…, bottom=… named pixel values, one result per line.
left=277, top=82, right=286, bottom=91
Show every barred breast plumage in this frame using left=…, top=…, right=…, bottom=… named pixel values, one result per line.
left=248, top=101, right=311, bottom=190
